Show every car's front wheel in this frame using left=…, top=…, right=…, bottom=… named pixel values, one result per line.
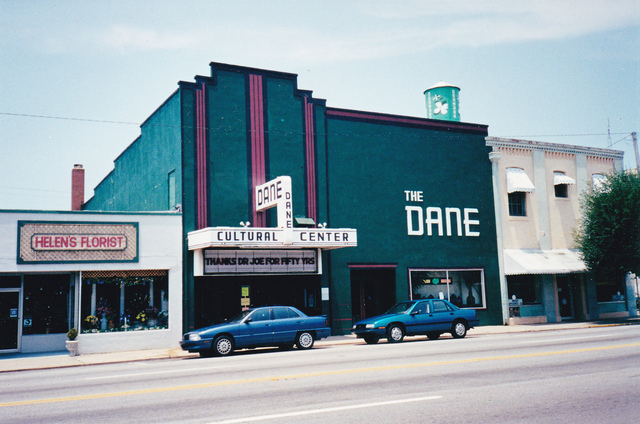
left=451, top=320, right=468, bottom=339
left=296, top=331, right=315, bottom=349
left=213, top=335, right=234, bottom=356
left=387, top=325, right=405, bottom=343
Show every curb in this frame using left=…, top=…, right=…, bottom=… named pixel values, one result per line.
left=2, top=319, right=638, bottom=373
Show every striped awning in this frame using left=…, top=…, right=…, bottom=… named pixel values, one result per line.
left=503, top=249, right=587, bottom=275
left=553, top=171, right=576, bottom=185
left=506, top=168, right=535, bottom=193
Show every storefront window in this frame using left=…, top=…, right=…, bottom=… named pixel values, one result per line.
left=23, top=274, right=72, bottom=335
left=507, top=275, right=540, bottom=304
left=409, top=269, right=485, bottom=308
left=81, top=271, right=168, bottom=333
left=596, top=278, right=626, bottom=303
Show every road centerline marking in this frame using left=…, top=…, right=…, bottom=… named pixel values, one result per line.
left=2, top=341, right=639, bottom=408
left=209, top=395, right=442, bottom=423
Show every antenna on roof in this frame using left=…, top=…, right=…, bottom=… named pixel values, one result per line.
left=607, top=118, right=612, bottom=149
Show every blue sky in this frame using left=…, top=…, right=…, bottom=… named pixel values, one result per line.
left=1, top=1, right=639, bottom=210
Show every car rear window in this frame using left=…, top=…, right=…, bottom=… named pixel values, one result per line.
left=432, top=300, right=451, bottom=312
left=273, top=307, right=302, bottom=319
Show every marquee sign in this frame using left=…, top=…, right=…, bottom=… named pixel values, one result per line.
left=18, top=221, right=138, bottom=263
left=189, top=176, right=357, bottom=277
left=204, top=249, right=317, bottom=274
left=188, top=227, right=357, bottom=250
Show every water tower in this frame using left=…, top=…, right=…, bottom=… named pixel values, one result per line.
left=424, top=82, right=460, bottom=122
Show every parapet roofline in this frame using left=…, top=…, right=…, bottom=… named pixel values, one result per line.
left=486, top=136, right=625, bottom=158
left=327, top=107, right=488, bottom=135
left=209, top=61, right=299, bottom=81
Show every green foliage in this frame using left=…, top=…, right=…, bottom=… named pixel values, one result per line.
left=575, top=171, right=640, bottom=278
left=67, top=328, right=78, bottom=341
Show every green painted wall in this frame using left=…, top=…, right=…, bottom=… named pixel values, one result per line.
left=206, top=71, right=250, bottom=227
left=324, top=116, right=502, bottom=329
left=264, top=78, right=307, bottom=222
left=85, top=92, right=182, bottom=212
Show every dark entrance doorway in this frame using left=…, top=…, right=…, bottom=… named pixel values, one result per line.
left=194, top=275, right=322, bottom=328
left=557, top=275, right=574, bottom=320
left=0, top=290, right=20, bottom=351
left=350, top=268, right=396, bottom=323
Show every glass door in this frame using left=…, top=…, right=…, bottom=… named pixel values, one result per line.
left=0, top=290, right=20, bottom=351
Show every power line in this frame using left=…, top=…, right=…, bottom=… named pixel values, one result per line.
left=0, top=186, right=69, bottom=194
left=1, top=111, right=635, bottom=142
left=0, top=112, right=139, bottom=126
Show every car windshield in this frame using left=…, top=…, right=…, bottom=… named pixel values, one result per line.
left=385, top=302, right=415, bottom=315
left=226, top=310, right=254, bottom=323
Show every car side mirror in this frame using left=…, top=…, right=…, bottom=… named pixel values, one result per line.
left=411, top=310, right=419, bottom=315
left=244, top=318, right=252, bottom=324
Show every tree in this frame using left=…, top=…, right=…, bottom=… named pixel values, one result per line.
left=575, top=171, right=640, bottom=279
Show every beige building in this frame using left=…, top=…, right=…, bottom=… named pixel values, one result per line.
left=487, top=137, right=634, bottom=324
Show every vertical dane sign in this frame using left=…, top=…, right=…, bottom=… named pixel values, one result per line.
left=255, top=176, right=293, bottom=244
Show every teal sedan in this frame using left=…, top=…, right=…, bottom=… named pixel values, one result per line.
left=351, top=299, right=479, bottom=344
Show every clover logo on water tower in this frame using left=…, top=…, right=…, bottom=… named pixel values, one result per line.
left=425, top=82, right=460, bottom=122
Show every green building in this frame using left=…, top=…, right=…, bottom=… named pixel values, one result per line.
left=84, top=62, right=503, bottom=333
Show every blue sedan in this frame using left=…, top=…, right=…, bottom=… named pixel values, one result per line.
left=352, top=299, right=479, bottom=344
left=180, top=306, right=331, bottom=356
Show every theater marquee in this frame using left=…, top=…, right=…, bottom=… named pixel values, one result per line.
left=18, top=221, right=138, bottom=263
left=188, top=176, right=357, bottom=276
left=204, top=249, right=317, bottom=274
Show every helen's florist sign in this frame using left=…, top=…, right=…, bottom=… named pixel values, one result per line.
left=18, top=221, right=138, bottom=263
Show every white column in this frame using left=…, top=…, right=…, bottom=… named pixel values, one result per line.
left=490, top=151, right=509, bottom=324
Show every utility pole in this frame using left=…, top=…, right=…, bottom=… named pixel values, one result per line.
left=632, top=132, right=639, bottom=172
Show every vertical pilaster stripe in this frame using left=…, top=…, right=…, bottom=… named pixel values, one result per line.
left=249, top=74, right=266, bottom=227
left=196, top=82, right=208, bottom=229
left=304, top=97, right=317, bottom=223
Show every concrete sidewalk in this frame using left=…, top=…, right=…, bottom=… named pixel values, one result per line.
left=2, top=318, right=638, bottom=373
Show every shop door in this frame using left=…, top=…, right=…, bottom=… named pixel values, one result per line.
left=0, top=290, right=20, bottom=351
left=557, top=276, right=574, bottom=320
left=351, top=268, right=396, bottom=323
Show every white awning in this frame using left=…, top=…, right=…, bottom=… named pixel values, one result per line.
left=503, top=249, right=587, bottom=275
left=506, top=168, right=535, bottom=193
left=553, top=171, right=576, bottom=185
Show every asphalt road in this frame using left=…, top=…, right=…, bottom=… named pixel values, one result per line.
left=1, top=325, right=639, bottom=423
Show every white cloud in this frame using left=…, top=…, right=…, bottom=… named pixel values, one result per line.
left=364, top=0, right=640, bottom=43
left=55, top=1, right=640, bottom=64
left=101, top=25, right=199, bottom=51
left=197, top=1, right=640, bottom=65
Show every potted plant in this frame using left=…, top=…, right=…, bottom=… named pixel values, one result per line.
left=65, top=328, right=79, bottom=356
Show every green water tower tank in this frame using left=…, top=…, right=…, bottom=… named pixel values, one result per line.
left=424, top=82, right=460, bottom=122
